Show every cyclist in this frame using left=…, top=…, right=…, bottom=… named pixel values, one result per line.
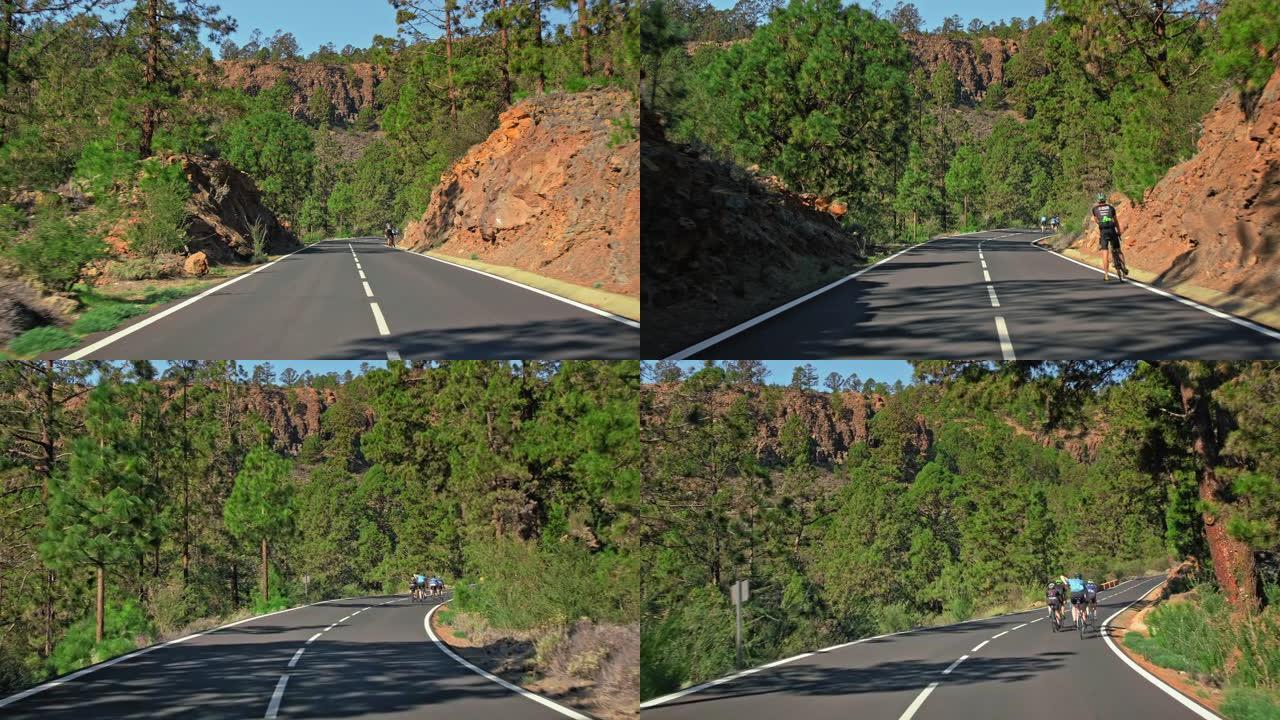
left=1039, top=215, right=1048, bottom=232
left=429, top=576, right=443, bottom=597
left=384, top=222, right=397, bottom=248
left=1065, top=573, right=1087, bottom=624
left=1050, top=215, right=1060, bottom=232
left=1091, top=194, right=1126, bottom=281
left=1045, top=579, right=1065, bottom=627
left=1083, top=578, right=1099, bottom=623
left=411, top=572, right=427, bottom=600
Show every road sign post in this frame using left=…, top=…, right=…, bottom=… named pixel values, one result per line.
left=731, top=579, right=750, bottom=667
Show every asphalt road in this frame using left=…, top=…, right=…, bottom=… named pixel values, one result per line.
left=670, top=229, right=1280, bottom=359
left=642, top=575, right=1212, bottom=720
left=0, top=593, right=577, bottom=719
left=60, top=238, right=638, bottom=360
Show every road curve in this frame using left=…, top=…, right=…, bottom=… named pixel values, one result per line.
left=60, top=238, right=638, bottom=360
left=642, top=575, right=1215, bottom=720
left=666, top=229, right=1280, bottom=359
left=0, top=593, right=577, bottom=719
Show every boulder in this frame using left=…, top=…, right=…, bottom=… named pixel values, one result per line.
left=184, top=251, right=209, bottom=277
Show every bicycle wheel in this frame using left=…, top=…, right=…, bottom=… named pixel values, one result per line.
left=1078, top=609, right=1084, bottom=639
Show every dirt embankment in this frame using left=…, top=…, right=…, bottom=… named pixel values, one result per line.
left=1067, top=69, right=1280, bottom=321
left=640, top=113, right=862, bottom=356
left=402, top=88, right=639, bottom=298
left=213, top=61, right=385, bottom=126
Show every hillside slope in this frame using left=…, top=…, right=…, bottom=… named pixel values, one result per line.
left=1067, top=69, right=1280, bottom=311
left=402, top=88, right=639, bottom=297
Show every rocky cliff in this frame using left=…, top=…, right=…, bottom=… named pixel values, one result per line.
left=402, top=88, right=639, bottom=296
left=1069, top=69, right=1280, bottom=308
left=904, top=34, right=1018, bottom=105
left=214, top=61, right=386, bottom=126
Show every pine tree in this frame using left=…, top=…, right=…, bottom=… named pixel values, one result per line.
left=223, top=444, right=294, bottom=603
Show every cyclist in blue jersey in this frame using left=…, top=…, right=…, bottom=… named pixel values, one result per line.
left=1064, top=573, right=1087, bottom=624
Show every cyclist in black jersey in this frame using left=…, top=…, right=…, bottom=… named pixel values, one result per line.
left=1091, top=194, right=1126, bottom=281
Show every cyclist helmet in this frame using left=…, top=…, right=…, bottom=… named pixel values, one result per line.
left=1095, top=193, right=1106, bottom=203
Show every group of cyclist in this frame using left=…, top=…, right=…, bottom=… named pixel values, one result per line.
left=1046, top=573, right=1099, bottom=630
left=1038, top=215, right=1061, bottom=233
left=410, top=573, right=445, bottom=601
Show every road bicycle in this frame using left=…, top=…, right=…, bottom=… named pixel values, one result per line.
left=1048, top=604, right=1062, bottom=632
left=1076, top=602, right=1097, bottom=638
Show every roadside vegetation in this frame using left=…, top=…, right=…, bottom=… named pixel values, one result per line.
left=641, top=360, right=1280, bottom=705
left=0, top=360, right=638, bottom=701
left=642, top=0, right=1280, bottom=240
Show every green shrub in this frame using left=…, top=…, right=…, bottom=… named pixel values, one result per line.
left=0, top=643, right=31, bottom=697
left=150, top=581, right=206, bottom=635
left=1144, top=589, right=1231, bottom=676
left=640, top=584, right=735, bottom=700
left=130, top=161, right=190, bottom=258
left=48, top=600, right=153, bottom=677
left=7, top=207, right=105, bottom=291
left=73, top=140, right=137, bottom=198
left=1222, top=688, right=1280, bottom=720
left=9, top=326, right=79, bottom=356
left=249, top=217, right=269, bottom=263
left=107, top=258, right=176, bottom=281
left=70, top=303, right=148, bottom=335
left=876, top=603, right=917, bottom=633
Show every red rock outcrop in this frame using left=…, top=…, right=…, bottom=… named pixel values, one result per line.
left=904, top=34, right=1018, bottom=105
left=167, top=153, right=300, bottom=262
left=1070, top=69, right=1280, bottom=306
left=213, top=61, right=385, bottom=126
left=402, top=88, right=638, bottom=296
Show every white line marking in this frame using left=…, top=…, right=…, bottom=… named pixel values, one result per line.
left=60, top=241, right=332, bottom=359
left=359, top=269, right=366, bottom=279
left=340, top=615, right=351, bottom=623
left=387, top=350, right=401, bottom=361
left=763, top=652, right=814, bottom=668
left=1029, top=239, right=1280, bottom=342
left=664, top=229, right=997, bottom=358
left=369, top=302, right=391, bottom=335
left=987, top=286, right=1001, bottom=307
left=992, top=630, right=1009, bottom=638
left=325, top=623, right=336, bottom=632
left=0, top=591, right=385, bottom=709
left=943, top=655, right=968, bottom=675
left=897, top=682, right=939, bottom=720
left=995, top=316, right=1016, bottom=360
left=288, top=648, right=304, bottom=668
left=1100, top=577, right=1222, bottom=719
left=424, top=603, right=590, bottom=719
left=306, top=633, right=321, bottom=644
left=264, top=673, right=289, bottom=718
left=1012, top=623, right=1027, bottom=631
left=396, top=247, right=639, bottom=329
left=981, top=259, right=987, bottom=268
left=1031, top=617, right=1044, bottom=623
left=982, top=269, right=992, bottom=283
left=971, top=641, right=988, bottom=652
left=362, top=281, right=373, bottom=297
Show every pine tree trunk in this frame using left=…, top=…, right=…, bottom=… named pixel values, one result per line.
left=261, top=538, right=269, bottom=601
left=533, top=0, right=545, bottom=94
left=40, top=361, right=55, bottom=657
left=1165, top=364, right=1261, bottom=613
left=0, top=0, right=13, bottom=146
left=445, top=2, right=458, bottom=128
left=498, top=0, right=512, bottom=106
left=139, top=0, right=159, bottom=158
left=231, top=564, right=238, bottom=608
left=96, top=565, right=105, bottom=644
left=578, top=0, right=590, bottom=77
left=182, top=380, right=190, bottom=585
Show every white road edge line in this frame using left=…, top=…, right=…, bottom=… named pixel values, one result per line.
left=995, top=316, right=1016, bottom=360
left=264, top=673, right=289, bottom=718
left=971, top=641, right=988, bottom=652
left=370, top=302, right=391, bottom=335
left=1029, top=239, right=1280, bottom=342
left=897, top=682, right=939, bottom=720
left=942, top=655, right=968, bottom=675
left=1102, top=578, right=1223, bottom=719
left=665, top=229, right=995, bottom=360
left=423, top=603, right=591, bottom=719
left=394, top=246, right=639, bottom=329
left=61, top=240, right=334, bottom=359
left=288, top=648, right=305, bottom=668
left=0, top=591, right=385, bottom=709
left=362, top=281, right=374, bottom=297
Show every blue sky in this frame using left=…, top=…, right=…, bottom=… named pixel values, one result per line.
left=675, top=360, right=916, bottom=387
left=710, top=0, right=1047, bottom=29
left=205, top=0, right=574, bottom=56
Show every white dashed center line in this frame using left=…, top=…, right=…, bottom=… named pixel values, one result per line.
left=897, top=683, right=939, bottom=720
left=264, top=674, right=289, bottom=718
left=362, top=281, right=373, bottom=297
left=359, top=269, right=366, bottom=279
left=995, top=316, right=1016, bottom=360
left=987, top=286, right=1001, bottom=307
left=971, top=640, right=988, bottom=652
left=1012, top=623, right=1027, bottom=631
left=992, top=630, right=1009, bottom=639
left=942, top=655, right=968, bottom=675
left=369, top=302, right=390, bottom=335
left=288, top=648, right=304, bottom=668
left=306, top=633, right=321, bottom=645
